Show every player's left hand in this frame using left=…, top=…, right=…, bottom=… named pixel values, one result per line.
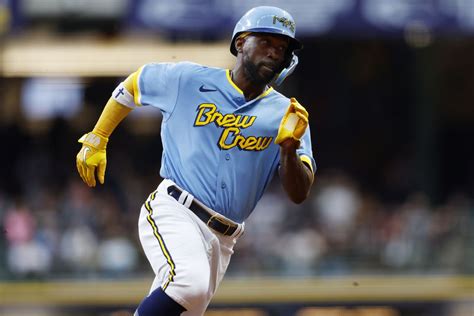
left=274, top=98, right=308, bottom=145
left=76, top=132, right=108, bottom=187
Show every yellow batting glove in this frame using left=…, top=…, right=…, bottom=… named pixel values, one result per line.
left=274, top=98, right=309, bottom=145
left=76, top=132, right=108, bottom=187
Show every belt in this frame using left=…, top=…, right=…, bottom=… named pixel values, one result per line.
left=167, top=185, right=238, bottom=236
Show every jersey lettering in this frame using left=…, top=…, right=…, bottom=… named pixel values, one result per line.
left=219, top=127, right=272, bottom=151
left=194, top=103, right=256, bottom=128
left=194, top=103, right=272, bottom=151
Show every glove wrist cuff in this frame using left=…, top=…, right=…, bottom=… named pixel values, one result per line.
left=78, top=132, right=108, bottom=150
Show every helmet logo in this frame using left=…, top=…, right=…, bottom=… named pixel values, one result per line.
left=272, top=16, right=295, bottom=33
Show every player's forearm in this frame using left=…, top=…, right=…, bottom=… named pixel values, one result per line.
left=92, top=72, right=136, bottom=138
left=76, top=79, right=134, bottom=187
left=279, top=140, right=314, bottom=204
left=92, top=99, right=132, bottom=138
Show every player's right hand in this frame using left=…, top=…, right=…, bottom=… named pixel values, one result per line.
left=76, top=132, right=108, bottom=187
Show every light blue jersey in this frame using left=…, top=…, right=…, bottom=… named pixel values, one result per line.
left=133, top=62, right=315, bottom=223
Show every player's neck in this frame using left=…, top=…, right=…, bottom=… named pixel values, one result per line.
left=230, top=67, right=268, bottom=101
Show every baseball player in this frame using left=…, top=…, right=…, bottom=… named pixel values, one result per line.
left=76, top=6, right=315, bottom=316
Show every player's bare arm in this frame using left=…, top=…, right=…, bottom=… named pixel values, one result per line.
left=275, top=97, right=314, bottom=203
left=279, top=138, right=314, bottom=203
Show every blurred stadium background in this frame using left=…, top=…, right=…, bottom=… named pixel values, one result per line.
left=0, top=0, right=473, bottom=315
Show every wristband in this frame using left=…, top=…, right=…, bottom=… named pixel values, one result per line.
left=112, top=82, right=136, bottom=109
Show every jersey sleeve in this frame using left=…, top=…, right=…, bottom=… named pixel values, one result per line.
left=297, top=126, right=317, bottom=174
left=132, top=62, right=185, bottom=117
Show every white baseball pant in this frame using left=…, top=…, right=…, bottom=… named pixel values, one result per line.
left=138, top=179, right=245, bottom=315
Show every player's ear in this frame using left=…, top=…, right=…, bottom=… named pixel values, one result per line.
left=235, top=37, right=244, bottom=54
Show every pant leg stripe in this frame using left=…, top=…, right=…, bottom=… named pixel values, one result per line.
left=144, top=192, right=176, bottom=290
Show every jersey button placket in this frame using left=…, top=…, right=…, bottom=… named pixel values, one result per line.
left=225, top=154, right=230, bottom=161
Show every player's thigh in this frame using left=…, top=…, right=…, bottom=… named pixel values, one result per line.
left=138, top=198, right=213, bottom=304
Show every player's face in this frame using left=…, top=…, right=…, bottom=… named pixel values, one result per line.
left=241, top=33, right=289, bottom=84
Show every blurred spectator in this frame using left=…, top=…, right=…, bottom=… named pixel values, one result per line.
left=232, top=190, right=288, bottom=274
left=381, top=193, right=431, bottom=269
left=4, top=200, right=35, bottom=244
left=98, top=235, right=138, bottom=275
left=312, top=172, right=361, bottom=244
left=277, top=228, right=327, bottom=275
left=59, top=224, right=98, bottom=273
left=4, top=200, right=52, bottom=277
left=7, top=238, right=51, bottom=277
left=427, top=194, right=473, bottom=273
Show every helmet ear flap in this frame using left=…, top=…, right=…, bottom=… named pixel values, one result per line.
left=274, top=54, right=299, bottom=86
left=283, top=49, right=293, bottom=68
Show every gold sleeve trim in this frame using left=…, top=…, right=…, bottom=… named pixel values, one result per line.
left=132, top=65, right=145, bottom=106
left=300, top=155, right=314, bottom=174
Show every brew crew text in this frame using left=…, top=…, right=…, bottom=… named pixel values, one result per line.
left=194, top=103, right=273, bottom=151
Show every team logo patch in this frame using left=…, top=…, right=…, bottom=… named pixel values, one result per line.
left=273, top=15, right=295, bottom=33
left=194, top=103, right=273, bottom=151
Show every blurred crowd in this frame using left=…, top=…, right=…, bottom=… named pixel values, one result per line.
left=232, top=172, right=473, bottom=276
left=1, top=165, right=472, bottom=280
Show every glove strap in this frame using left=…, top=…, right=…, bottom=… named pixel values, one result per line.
left=78, top=132, right=108, bottom=150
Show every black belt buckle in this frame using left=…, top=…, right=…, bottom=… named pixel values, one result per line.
left=207, top=214, right=233, bottom=236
